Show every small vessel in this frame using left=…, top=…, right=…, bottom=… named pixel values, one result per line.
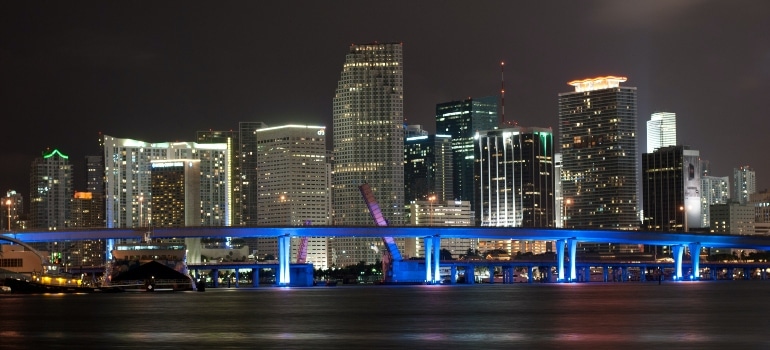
left=3, top=271, right=98, bottom=294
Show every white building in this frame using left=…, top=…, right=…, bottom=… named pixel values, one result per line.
left=733, top=166, right=756, bottom=205
left=646, top=112, right=677, bottom=153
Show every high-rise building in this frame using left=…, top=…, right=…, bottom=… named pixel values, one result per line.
left=558, top=76, right=639, bottom=233
left=239, top=122, right=268, bottom=225
left=733, top=166, right=756, bottom=205
left=197, top=130, right=241, bottom=226
left=332, top=42, right=405, bottom=267
left=646, top=112, right=677, bottom=153
left=642, top=146, right=702, bottom=231
left=150, top=160, right=202, bottom=228
left=255, top=124, right=330, bottom=269
left=29, top=149, right=72, bottom=230
left=404, top=126, right=453, bottom=203
left=68, top=191, right=106, bottom=266
left=475, top=126, right=554, bottom=228
left=436, top=96, right=498, bottom=214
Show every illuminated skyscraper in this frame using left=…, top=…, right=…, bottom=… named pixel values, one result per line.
left=646, top=112, right=677, bottom=153
left=332, top=42, right=405, bottom=266
left=642, top=145, right=702, bottom=231
left=29, top=149, right=72, bottom=230
left=404, top=126, right=452, bottom=203
left=558, top=76, right=639, bottom=231
left=436, top=96, right=498, bottom=216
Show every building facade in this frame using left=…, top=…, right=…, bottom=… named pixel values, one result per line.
left=404, top=129, right=453, bottom=203
left=29, top=149, right=72, bottom=230
left=733, top=166, right=756, bottom=205
left=642, top=146, right=702, bottom=231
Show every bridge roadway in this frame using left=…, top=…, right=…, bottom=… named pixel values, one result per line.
left=5, top=226, right=770, bottom=285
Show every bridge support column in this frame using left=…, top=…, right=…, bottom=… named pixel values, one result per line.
left=527, top=265, right=534, bottom=284
left=673, top=245, right=685, bottom=280
left=432, top=235, right=441, bottom=283
left=424, top=236, right=433, bottom=283
left=467, top=266, right=475, bottom=284
left=451, top=265, right=457, bottom=284
left=235, top=269, right=240, bottom=288
left=212, top=269, right=219, bottom=288
left=252, top=269, right=259, bottom=287
left=278, top=235, right=291, bottom=286
left=556, top=239, right=565, bottom=282
left=568, top=238, right=577, bottom=282
left=688, top=243, right=701, bottom=281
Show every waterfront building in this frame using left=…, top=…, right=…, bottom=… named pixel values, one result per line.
left=710, top=201, right=756, bottom=258
left=554, top=153, right=565, bottom=228
left=642, top=146, right=702, bottom=232
left=646, top=112, right=677, bottom=153
left=67, top=191, right=106, bottom=266
left=407, top=199, right=476, bottom=260
left=436, top=96, right=498, bottom=219
left=749, top=190, right=770, bottom=235
left=29, top=149, right=72, bottom=230
left=239, top=122, right=268, bottom=225
left=331, top=42, right=405, bottom=267
left=733, top=166, right=756, bottom=205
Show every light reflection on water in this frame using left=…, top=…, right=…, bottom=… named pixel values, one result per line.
left=1, top=282, right=769, bottom=349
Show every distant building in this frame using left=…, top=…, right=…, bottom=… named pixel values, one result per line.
left=29, top=149, right=72, bottom=230
left=68, top=191, right=106, bottom=266
left=701, top=176, right=730, bottom=229
left=2, top=190, right=23, bottom=232
left=749, top=190, right=770, bottom=235
left=238, top=122, right=268, bottom=226
left=197, top=129, right=241, bottom=226
left=407, top=199, right=476, bottom=260
left=331, top=42, right=405, bottom=267
left=646, top=112, right=677, bottom=153
left=733, top=166, right=756, bottom=205
left=710, top=201, right=755, bottom=236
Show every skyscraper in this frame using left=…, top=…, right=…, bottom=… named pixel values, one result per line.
left=29, top=148, right=72, bottom=230
left=332, top=42, right=405, bottom=266
left=404, top=125, right=453, bottom=203
left=701, top=175, right=729, bottom=228
left=436, top=96, right=498, bottom=220
left=646, top=112, right=677, bottom=153
left=733, top=166, right=756, bottom=205
left=239, top=122, right=268, bottom=225
left=558, top=76, right=639, bottom=231
left=475, top=126, right=554, bottom=228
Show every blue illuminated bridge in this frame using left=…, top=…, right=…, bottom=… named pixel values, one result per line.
left=4, top=226, right=770, bottom=286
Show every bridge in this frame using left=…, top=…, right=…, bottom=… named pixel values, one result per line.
left=4, top=226, right=770, bottom=286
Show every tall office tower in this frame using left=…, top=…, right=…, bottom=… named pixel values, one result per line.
left=436, top=96, right=499, bottom=213
left=475, top=126, right=554, bottom=255
left=84, top=155, right=106, bottom=228
left=102, top=136, right=230, bottom=230
left=253, top=124, right=330, bottom=268
left=733, top=166, right=756, bottom=205
left=701, top=176, right=730, bottom=228
left=197, top=130, right=241, bottom=226
left=559, top=76, right=639, bottom=233
left=404, top=129, right=453, bottom=203
left=2, top=190, right=23, bottom=231
left=646, top=112, right=677, bottom=153
left=239, top=122, right=268, bottom=225
left=29, top=149, right=72, bottom=230
left=642, top=146, right=702, bottom=232
left=68, top=191, right=106, bottom=266
left=332, top=42, right=405, bottom=266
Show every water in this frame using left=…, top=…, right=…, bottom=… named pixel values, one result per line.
left=2, top=281, right=769, bottom=349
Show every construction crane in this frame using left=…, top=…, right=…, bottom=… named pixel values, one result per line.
left=359, top=183, right=402, bottom=282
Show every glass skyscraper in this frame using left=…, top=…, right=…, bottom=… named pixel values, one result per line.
left=558, top=76, right=639, bottom=231
left=646, top=112, right=677, bottom=153
left=436, top=96, right=498, bottom=224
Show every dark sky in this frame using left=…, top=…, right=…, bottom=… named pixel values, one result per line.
left=2, top=1, right=769, bottom=200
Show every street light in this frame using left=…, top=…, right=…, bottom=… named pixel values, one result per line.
left=428, top=195, right=437, bottom=226
left=5, top=198, right=11, bottom=231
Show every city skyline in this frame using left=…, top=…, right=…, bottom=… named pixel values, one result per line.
left=2, top=1, right=769, bottom=197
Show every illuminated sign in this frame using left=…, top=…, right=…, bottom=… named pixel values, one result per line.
left=567, top=76, right=628, bottom=92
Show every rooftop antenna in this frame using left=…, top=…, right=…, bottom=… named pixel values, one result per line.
left=501, top=61, right=505, bottom=126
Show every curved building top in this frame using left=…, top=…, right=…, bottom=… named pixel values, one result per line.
left=567, top=76, right=628, bottom=92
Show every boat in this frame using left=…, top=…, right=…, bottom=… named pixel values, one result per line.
left=102, top=231, right=195, bottom=292
left=3, top=271, right=98, bottom=294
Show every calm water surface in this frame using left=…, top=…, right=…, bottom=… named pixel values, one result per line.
left=2, top=281, right=769, bottom=349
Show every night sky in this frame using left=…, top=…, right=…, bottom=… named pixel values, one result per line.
left=2, top=1, right=769, bottom=201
